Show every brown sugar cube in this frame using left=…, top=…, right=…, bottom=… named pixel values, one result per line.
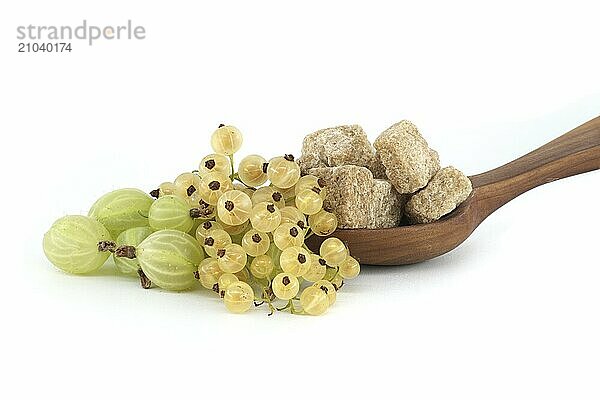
left=298, top=125, right=377, bottom=174
left=369, top=153, right=388, bottom=179
left=405, top=166, right=472, bottom=224
left=368, top=179, right=407, bottom=229
left=309, top=166, right=373, bottom=228
left=373, top=120, right=440, bottom=194
left=309, top=166, right=404, bottom=229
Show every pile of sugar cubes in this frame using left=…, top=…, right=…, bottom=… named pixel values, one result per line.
left=298, top=121, right=472, bottom=228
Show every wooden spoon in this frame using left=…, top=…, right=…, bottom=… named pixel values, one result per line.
left=306, top=116, right=600, bottom=265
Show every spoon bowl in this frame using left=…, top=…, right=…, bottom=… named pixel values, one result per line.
left=307, top=116, right=600, bottom=265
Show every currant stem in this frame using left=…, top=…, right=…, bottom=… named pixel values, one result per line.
left=276, top=300, right=291, bottom=312
left=328, top=266, right=340, bottom=279
left=262, top=286, right=276, bottom=316
left=228, top=154, right=235, bottom=181
left=233, top=176, right=253, bottom=189
left=290, top=301, right=305, bottom=315
left=329, top=269, right=340, bottom=284
left=244, top=266, right=255, bottom=284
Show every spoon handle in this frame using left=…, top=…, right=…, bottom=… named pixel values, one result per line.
left=469, top=116, right=600, bottom=222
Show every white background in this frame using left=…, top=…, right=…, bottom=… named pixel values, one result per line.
left=1, top=1, right=599, bottom=399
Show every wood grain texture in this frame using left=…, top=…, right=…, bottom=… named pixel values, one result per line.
left=306, top=116, right=600, bottom=265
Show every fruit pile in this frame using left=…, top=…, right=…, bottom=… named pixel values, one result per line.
left=43, top=125, right=360, bottom=315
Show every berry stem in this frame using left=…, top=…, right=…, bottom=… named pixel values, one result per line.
left=232, top=175, right=253, bottom=189
left=290, top=301, right=305, bottom=315
left=115, top=245, right=136, bottom=259
left=243, top=266, right=256, bottom=285
left=288, top=299, right=302, bottom=315
left=276, top=300, right=291, bottom=312
left=261, top=286, right=275, bottom=316
left=276, top=299, right=302, bottom=314
left=98, top=241, right=116, bottom=253
left=328, top=268, right=340, bottom=284
left=228, top=154, right=235, bottom=181
left=137, top=268, right=152, bottom=289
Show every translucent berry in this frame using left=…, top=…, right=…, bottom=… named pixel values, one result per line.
left=300, top=286, right=329, bottom=315
left=198, top=171, right=233, bottom=205
left=216, top=243, right=247, bottom=274
left=217, top=273, right=239, bottom=296
left=223, top=281, right=254, bottom=313
left=272, top=273, right=300, bottom=300
left=211, top=124, right=243, bottom=155
left=279, top=246, right=311, bottom=276
left=238, top=155, right=268, bottom=187
left=295, top=175, right=326, bottom=197
left=156, top=182, right=187, bottom=199
left=295, top=188, right=323, bottom=215
left=319, top=237, right=347, bottom=266
left=250, top=201, right=282, bottom=233
left=303, top=254, right=327, bottom=282
left=195, top=220, right=224, bottom=244
left=273, top=222, right=305, bottom=250
left=279, top=206, right=307, bottom=230
left=199, top=153, right=232, bottom=177
left=249, top=255, right=274, bottom=279
left=174, top=172, right=202, bottom=197
left=241, top=229, right=270, bottom=257
left=267, top=155, right=300, bottom=189
left=313, top=280, right=337, bottom=306
left=197, top=258, right=223, bottom=289
left=203, top=228, right=232, bottom=258
left=217, top=190, right=252, bottom=226
left=339, top=256, right=360, bottom=279
left=252, top=186, right=286, bottom=209
left=308, top=210, right=338, bottom=236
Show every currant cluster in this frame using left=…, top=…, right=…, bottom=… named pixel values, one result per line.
left=43, top=125, right=361, bottom=315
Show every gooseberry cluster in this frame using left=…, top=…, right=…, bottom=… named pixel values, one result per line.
left=43, top=125, right=361, bottom=315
